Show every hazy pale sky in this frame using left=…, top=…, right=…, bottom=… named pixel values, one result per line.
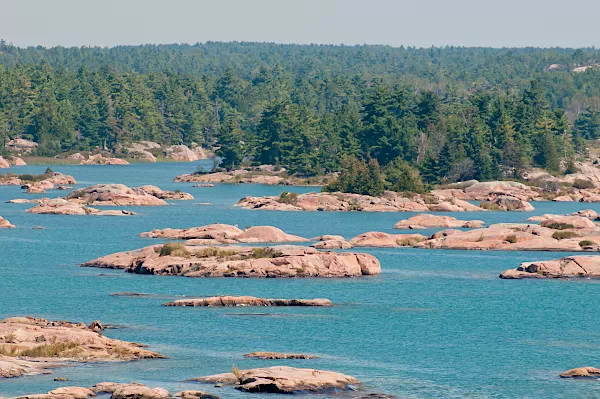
left=2, top=0, right=599, bottom=48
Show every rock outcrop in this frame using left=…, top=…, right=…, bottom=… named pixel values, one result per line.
left=559, top=367, right=600, bottom=378
left=236, top=191, right=486, bottom=212
left=140, top=224, right=307, bottom=244
left=190, top=366, right=360, bottom=394
left=6, top=138, right=38, bottom=154
left=500, top=256, right=600, bottom=279
left=0, top=216, right=15, bottom=228
left=174, top=167, right=331, bottom=186
left=417, top=224, right=600, bottom=251
left=244, top=352, right=318, bottom=360
left=92, top=382, right=170, bottom=398
left=0, top=172, right=76, bottom=189
left=0, top=156, right=10, bottom=168
left=163, top=296, right=332, bottom=307
left=164, top=145, right=207, bottom=162
left=67, top=184, right=167, bottom=206
left=0, top=355, right=61, bottom=378
left=138, top=185, right=194, bottom=200
left=0, top=317, right=164, bottom=378
left=27, top=198, right=136, bottom=216
left=393, top=214, right=484, bottom=229
left=479, top=195, right=535, bottom=211
left=350, top=232, right=426, bottom=248
left=82, top=244, right=381, bottom=278
left=79, top=154, right=129, bottom=165
left=0, top=156, right=27, bottom=168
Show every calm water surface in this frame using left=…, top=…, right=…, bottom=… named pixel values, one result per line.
left=0, top=162, right=599, bottom=398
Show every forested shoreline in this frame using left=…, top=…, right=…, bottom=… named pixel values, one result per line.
left=1, top=41, right=600, bottom=188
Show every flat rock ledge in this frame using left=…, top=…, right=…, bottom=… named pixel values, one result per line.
left=163, top=296, right=332, bottom=307
left=0, top=316, right=164, bottom=379
left=189, top=366, right=360, bottom=394
left=236, top=191, right=484, bottom=212
left=560, top=367, right=600, bottom=378
left=140, top=223, right=307, bottom=243
left=81, top=244, right=380, bottom=278
left=27, top=198, right=135, bottom=216
left=500, top=256, right=600, bottom=279
left=6, top=382, right=220, bottom=399
left=393, top=214, right=484, bottom=229
left=67, top=184, right=168, bottom=206
left=244, top=352, right=319, bottom=360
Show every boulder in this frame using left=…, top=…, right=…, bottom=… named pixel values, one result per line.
left=10, top=157, right=27, bottom=166
left=394, top=214, right=484, bottom=229
left=0, top=157, right=11, bottom=168
left=500, top=256, right=600, bottom=279
left=190, top=366, right=360, bottom=394
left=350, top=232, right=426, bottom=248
left=479, top=195, right=535, bottom=211
left=560, top=367, right=600, bottom=378
left=0, top=216, right=15, bottom=228
left=463, top=180, right=539, bottom=200
left=82, top=245, right=381, bottom=278
left=67, top=184, right=167, bottom=206
left=163, top=296, right=332, bottom=307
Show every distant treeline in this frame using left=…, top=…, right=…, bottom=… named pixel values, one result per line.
left=0, top=41, right=599, bottom=186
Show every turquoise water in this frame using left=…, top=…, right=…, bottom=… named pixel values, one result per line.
left=0, top=162, right=599, bottom=399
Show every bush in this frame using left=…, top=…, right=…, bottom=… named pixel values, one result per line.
left=573, top=179, right=595, bottom=190
left=543, top=222, right=574, bottom=230
left=250, top=247, right=283, bottom=258
left=552, top=231, right=578, bottom=240
left=277, top=191, right=298, bottom=205
left=159, top=243, right=191, bottom=257
left=579, top=240, right=595, bottom=248
left=505, top=234, right=518, bottom=243
left=194, top=247, right=237, bottom=258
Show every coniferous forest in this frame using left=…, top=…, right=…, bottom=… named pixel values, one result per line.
left=1, top=41, right=600, bottom=189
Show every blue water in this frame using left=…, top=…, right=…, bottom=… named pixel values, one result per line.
left=0, top=162, right=599, bottom=399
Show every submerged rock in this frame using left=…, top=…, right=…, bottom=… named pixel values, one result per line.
left=500, top=256, right=600, bottom=279
left=163, top=296, right=332, bottom=307
left=393, top=214, right=484, bottom=229
left=190, top=366, right=360, bottom=394
left=244, top=352, right=319, bottom=360
left=82, top=244, right=381, bottom=278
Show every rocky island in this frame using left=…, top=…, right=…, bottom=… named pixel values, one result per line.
left=163, top=296, right=332, bottom=307
left=82, top=244, right=380, bottom=278
left=0, top=316, right=164, bottom=379
left=189, top=366, right=360, bottom=394
left=500, top=256, right=600, bottom=279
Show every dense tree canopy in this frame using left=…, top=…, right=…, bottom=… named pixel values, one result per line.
left=1, top=41, right=600, bottom=187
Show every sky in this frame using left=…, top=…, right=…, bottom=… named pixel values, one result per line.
left=2, top=0, right=599, bottom=48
